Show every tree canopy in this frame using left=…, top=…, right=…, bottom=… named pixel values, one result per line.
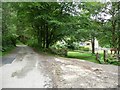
left=2, top=1, right=120, bottom=54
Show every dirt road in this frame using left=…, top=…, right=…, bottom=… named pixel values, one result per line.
left=0, top=45, right=119, bottom=88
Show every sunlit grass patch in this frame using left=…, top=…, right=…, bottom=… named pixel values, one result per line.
left=67, top=51, right=120, bottom=66
left=67, top=51, right=99, bottom=63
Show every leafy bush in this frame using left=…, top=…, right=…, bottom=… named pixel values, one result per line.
left=79, top=46, right=84, bottom=50
left=66, top=44, right=75, bottom=50
left=82, top=47, right=89, bottom=51
left=79, top=46, right=89, bottom=51
left=99, top=56, right=105, bottom=64
left=50, top=48, right=67, bottom=56
left=109, top=61, right=120, bottom=66
left=27, top=38, right=38, bottom=47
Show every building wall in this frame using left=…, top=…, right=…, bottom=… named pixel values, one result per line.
left=79, top=38, right=99, bottom=50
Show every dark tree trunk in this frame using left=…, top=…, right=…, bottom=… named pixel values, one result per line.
left=117, top=1, right=120, bottom=60
left=104, top=50, right=107, bottom=63
left=91, top=36, right=95, bottom=54
left=46, top=24, right=49, bottom=48
left=111, top=2, right=117, bottom=48
left=11, top=37, right=16, bottom=47
left=111, top=21, right=116, bottom=48
left=43, top=24, right=46, bottom=48
left=38, top=26, right=42, bottom=48
left=118, top=35, right=120, bottom=61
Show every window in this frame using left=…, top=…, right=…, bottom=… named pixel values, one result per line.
left=86, top=43, right=90, bottom=45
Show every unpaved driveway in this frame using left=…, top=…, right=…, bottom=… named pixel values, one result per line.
left=0, top=45, right=119, bottom=88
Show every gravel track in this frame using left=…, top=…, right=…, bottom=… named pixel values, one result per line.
left=0, top=45, right=119, bottom=88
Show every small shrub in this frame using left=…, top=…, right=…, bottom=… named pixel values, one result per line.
left=50, top=48, right=67, bottom=56
left=79, top=46, right=84, bottom=50
left=82, top=47, right=89, bottom=51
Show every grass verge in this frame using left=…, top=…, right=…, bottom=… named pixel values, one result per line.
left=1, top=46, right=16, bottom=56
left=31, top=47, right=120, bottom=66
left=67, top=51, right=99, bottom=64
left=67, top=51, right=120, bottom=66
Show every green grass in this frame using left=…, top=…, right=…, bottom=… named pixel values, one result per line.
left=67, top=51, right=99, bottom=63
left=2, top=46, right=15, bottom=56
left=67, top=51, right=120, bottom=66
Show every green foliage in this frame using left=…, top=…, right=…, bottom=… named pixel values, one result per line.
left=27, top=37, right=38, bottom=47
left=67, top=51, right=91, bottom=57
left=97, top=2, right=120, bottom=48
left=2, top=46, right=15, bottom=56
left=0, top=52, right=2, bottom=56
left=98, top=56, right=105, bottom=64
left=2, top=2, right=120, bottom=65
left=82, top=47, right=90, bottom=51
left=108, top=61, right=120, bottom=66
left=67, top=51, right=99, bottom=63
left=67, top=51, right=120, bottom=66
left=49, top=48, right=67, bottom=56
left=105, top=54, right=120, bottom=66
left=79, top=46, right=89, bottom=51
left=79, top=46, right=84, bottom=50
left=2, top=3, right=17, bottom=50
left=2, top=2, right=105, bottom=50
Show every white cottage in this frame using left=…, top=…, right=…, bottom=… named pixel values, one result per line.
left=79, top=38, right=100, bottom=51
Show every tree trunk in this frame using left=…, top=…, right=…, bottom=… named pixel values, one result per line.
left=91, top=36, right=95, bottom=54
left=117, top=1, right=120, bottom=60
left=111, top=21, right=116, bottom=48
left=111, top=2, right=117, bottom=48
left=104, top=50, right=107, bottom=63
left=46, top=24, right=49, bottom=48
left=11, top=37, right=16, bottom=47
left=43, top=24, right=46, bottom=48
left=38, top=26, right=42, bottom=48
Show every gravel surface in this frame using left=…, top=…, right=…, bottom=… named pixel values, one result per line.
left=0, top=45, right=119, bottom=88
